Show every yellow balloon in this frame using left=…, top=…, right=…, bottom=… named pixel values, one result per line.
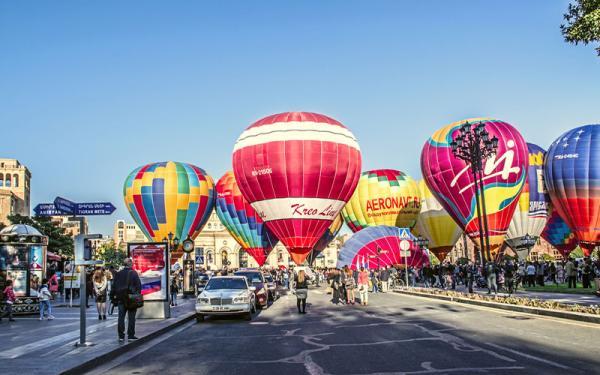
left=342, top=169, right=420, bottom=232
left=414, top=180, right=462, bottom=261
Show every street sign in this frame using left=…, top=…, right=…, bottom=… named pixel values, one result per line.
left=34, top=203, right=62, bottom=216
left=75, top=202, right=116, bottom=216
left=398, top=228, right=411, bottom=240
left=400, top=239, right=411, bottom=251
left=54, top=196, right=77, bottom=215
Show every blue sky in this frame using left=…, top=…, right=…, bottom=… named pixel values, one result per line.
left=0, top=1, right=598, bottom=235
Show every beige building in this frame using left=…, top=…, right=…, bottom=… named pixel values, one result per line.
left=191, top=211, right=341, bottom=270
left=52, top=216, right=88, bottom=237
left=0, top=159, right=31, bottom=225
left=113, top=220, right=147, bottom=248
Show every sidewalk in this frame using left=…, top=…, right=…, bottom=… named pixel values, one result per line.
left=401, top=284, right=600, bottom=306
left=0, top=295, right=196, bottom=375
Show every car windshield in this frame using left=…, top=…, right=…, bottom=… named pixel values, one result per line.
left=264, top=275, right=273, bottom=282
left=205, top=278, right=246, bottom=290
left=235, top=272, right=263, bottom=284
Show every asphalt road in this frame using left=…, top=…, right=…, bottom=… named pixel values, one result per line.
left=92, top=288, right=600, bottom=375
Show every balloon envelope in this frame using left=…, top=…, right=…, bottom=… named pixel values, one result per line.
left=421, top=118, right=529, bottom=260
left=342, top=169, right=420, bottom=232
left=337, top=226, right=430, bottom=270
left=232, top=112, right=362, bottom=265
left=505, top=143, right=551, bottom=259
left=545, top=124, right=600, bottom=256
left=123, top=161, right=215, bottom=243
left=215, top=171, right=278, bottom=266
left=414, top=180, right=462, bottom=261
left=541, top=207, right=579, bottom=258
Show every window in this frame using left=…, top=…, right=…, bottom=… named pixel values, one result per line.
left=13, top=174, right=18, bottom=187
left=5, top=174, right=10, bottom=187
left=0, top=173, right=3, bottom=187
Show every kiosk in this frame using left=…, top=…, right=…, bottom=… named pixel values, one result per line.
left=0, top=224, right=48, bottom=314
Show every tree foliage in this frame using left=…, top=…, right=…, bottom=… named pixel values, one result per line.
left=7, top=214, right=74, bottom=258
left=561, top=0, right=600, bottom=55
left=95, top=240, right=126, bottom=268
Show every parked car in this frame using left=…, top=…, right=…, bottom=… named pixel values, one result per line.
left=234, top=269, right=269, bottom=309
left=196, top=276, right=256, bottom=322
left=195, top=273, right=210, bottom=294
left=263, top=273, right=278, bottom=301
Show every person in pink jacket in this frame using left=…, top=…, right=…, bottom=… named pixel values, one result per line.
left=2, top=280, right=16, bottom=322
left=357, top=267, right=370, bottom=306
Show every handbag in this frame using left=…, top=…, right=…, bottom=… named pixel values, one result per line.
left=124, top=270, right=144, bottom=310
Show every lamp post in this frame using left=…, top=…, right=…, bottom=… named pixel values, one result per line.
left=450, top=121, right=499, bottom=266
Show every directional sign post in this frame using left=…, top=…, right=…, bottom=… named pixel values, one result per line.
left=75, top=202, right=116, bottom=216
left=34, top=203, right=62, bottom=216
left=398, top=228, right=412, bottom=288
left=35, top=198, right=116, bottom=217
left=54, top=196, right=77, bottom=215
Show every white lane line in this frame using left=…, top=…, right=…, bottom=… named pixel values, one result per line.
left=484, top=342, right=572, bottom=370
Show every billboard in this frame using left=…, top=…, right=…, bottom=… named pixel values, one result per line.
left=128, top=243, right=168, bottom=301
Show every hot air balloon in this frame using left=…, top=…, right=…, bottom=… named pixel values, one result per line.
left=545, top=124, right=600, bottom=256
left=337, top=226, right=430, bottom=270
left=342, top=169, right=420, bottom=232
left=215, top=171, right=278, bottom=266
left=421, top=118, right=529, bottom=261
left=123, top=161, right=215, bottom=245
left=414, top=180, right=462, bottom=261
left=505, top=143, right=551, bottom=260
left=541, top=208, right=579, bottom=258
left=308, top=214, right=344, bottom=264
left=232, top=112, right=362, bottom=265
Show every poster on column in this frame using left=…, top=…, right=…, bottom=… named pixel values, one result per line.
left=128, top=243, right=168, bottom=301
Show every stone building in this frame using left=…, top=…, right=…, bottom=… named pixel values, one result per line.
left=113, top=220, right=147, bottom=248
left=0, top=159, right=31, bottom=225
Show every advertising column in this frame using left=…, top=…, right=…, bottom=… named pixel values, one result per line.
left=128, top=243, right=170, bottom=319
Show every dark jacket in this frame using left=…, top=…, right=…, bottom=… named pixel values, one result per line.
left=295, top=275, right=309, bottom=289
left=110, top=267, right=142, bottom=303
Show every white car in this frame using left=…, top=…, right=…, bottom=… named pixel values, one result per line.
left=195, top=276, right=256, bottom=322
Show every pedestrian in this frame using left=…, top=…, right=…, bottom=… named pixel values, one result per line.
left=485, top=261, right=498, bottom=295
left=380, top=267, right=389, bottom=292
left=593, top=260, right=600, bottom=297
left=48, top=272, right=59, bottom=299
left=283, top=270, right=290, bottom=290
left=294, top=270, right=309, bottom=314
left=504, top=260, right=515, bottom=294
left=371, top=269, right=379, bottom=294
left=340, top=266, right=348, bottom=304
left=1, top=280, right=16, bottom=322
left=535, top=261, right=545, bottom=287
left=330, top=269, right=341, bottom=305
left=38, top=279, right=55, bottom=320
left=344, top=268, right=356, bottom=304
left=582, top=259, right=592, bottom=288
left=526, top=262, right=536, bottom=287
left=170, top=277, right=179, bottom=306
left=110, top=258, right=142, bottom=342
left=86, top=269, right=94, bottom=308
left=565, top=258, right=577, bottom=288
left=466, top=261, right=477, bottom=293
left=93, top=269, right=108, bottom=320
left=357, top=267, right=369, bottom=306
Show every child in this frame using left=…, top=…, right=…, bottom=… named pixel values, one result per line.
left=39, top=279, right=55, bottom=320
left=1, top=280, right=16, bottom=322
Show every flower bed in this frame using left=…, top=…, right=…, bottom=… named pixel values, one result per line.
left=404, top=287, right=600, bottom=316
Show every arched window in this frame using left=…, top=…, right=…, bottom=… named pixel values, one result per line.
left=239, top=251, right=248, bottom=268
left=4, top=174, right=11, bottom=187
left=0, top=173, right=3, bottom=187
left=221, top=250, right=229, bottom=266
left=13, top=174, right=18, bottom=187
left=206, top=251, right=213, bottom=264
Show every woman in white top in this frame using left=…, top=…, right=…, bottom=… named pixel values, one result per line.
left=93, top=269, right=108, bottom=320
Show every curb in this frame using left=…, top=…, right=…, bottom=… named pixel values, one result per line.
left=394, top=290, right=600, bottom=324
left=60, top=311, right=197, bottom=375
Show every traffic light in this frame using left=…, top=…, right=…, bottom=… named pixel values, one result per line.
left=75, top=234, right=102, bottom=262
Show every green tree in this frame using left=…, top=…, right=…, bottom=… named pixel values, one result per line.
left=7, top=214, right=74, bottom=258
left=561, top=0, right=600, bottom=56
left=95, top=240, right=126, bottom=268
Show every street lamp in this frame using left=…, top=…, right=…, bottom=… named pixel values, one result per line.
left=410, top=236, right=429, bottom=287
left=450, top=121, right=499, bottom=265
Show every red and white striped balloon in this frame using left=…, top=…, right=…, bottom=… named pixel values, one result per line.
left=232, top=112, right=362, bottom=265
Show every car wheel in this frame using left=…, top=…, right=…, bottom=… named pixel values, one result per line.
left=196, top=314, right=204, bottom=323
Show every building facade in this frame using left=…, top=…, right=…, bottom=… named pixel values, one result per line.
left=113, top=220, right=147, bottom=248
left=0, top=159, right=31, bottom=225
left=52, top=216, right=89, bottom=237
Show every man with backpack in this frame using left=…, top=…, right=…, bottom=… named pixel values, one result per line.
left=485, top=261, right=498, bottom=295
left=110, top=258, right=142, bottom=342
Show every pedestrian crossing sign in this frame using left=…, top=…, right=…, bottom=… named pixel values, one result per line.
left=398, top=228, right=411, bottom=240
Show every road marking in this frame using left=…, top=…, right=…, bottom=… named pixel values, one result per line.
left=484, top=342, right=572, bottom=370
left=393, top=291, right=600, bottom=329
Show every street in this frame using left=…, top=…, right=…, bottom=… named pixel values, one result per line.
left=92, top=288, right=600, bottom=375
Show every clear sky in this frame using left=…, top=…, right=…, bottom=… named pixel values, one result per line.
left=1, top=1, right=598, bottom=235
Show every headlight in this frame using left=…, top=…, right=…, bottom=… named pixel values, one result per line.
left=233, top=296, right=249, bottom=303
left=198, top=297, right=209, bottom=304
